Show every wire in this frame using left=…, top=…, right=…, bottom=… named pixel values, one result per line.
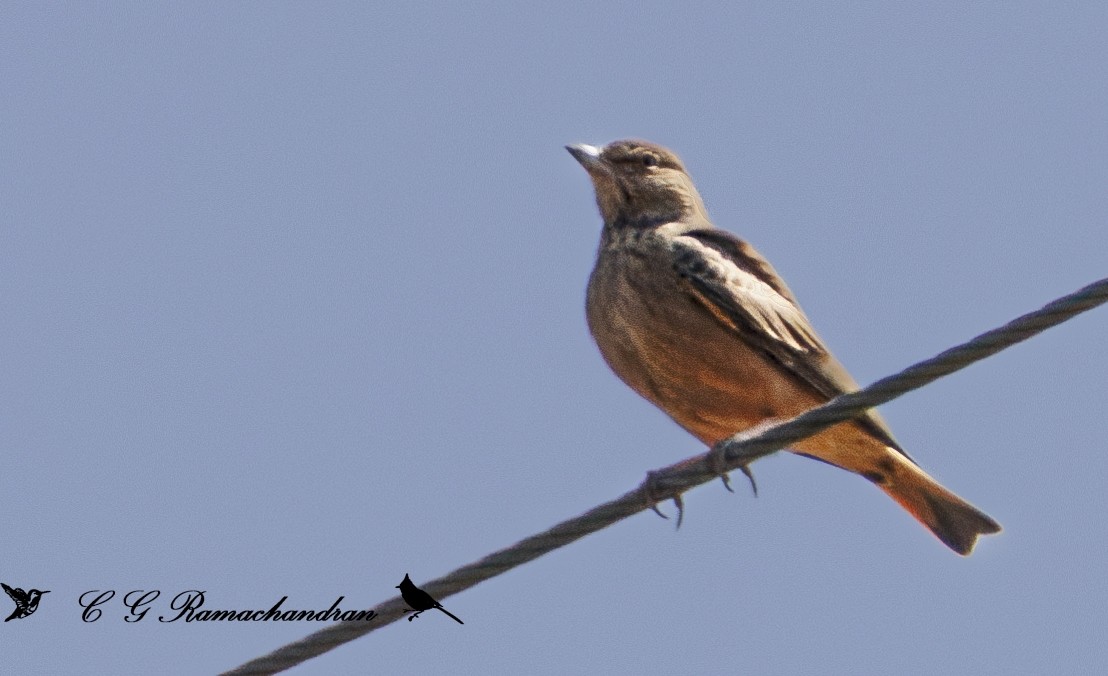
left=222, top=277, right=1108, bottom=675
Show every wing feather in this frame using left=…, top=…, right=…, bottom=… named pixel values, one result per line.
left=673, top=228, right=908, bottom=457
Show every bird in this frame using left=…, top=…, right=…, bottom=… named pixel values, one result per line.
left=396, top=574, right=464, bottom=624
left=566, top=139, right=1001, bottom=555
left=2, top=583, right=48, bottom=621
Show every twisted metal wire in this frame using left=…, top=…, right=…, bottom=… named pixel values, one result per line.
left=223, top=277, right=1108, bottom=675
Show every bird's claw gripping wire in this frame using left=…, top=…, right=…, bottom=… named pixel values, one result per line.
left=709, top=439, right=758, bottom=497
left=641, top=470, right=686, bottom=529
left=641, top=440, right=757, bottom=531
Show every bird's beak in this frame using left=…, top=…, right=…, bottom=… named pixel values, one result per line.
left=566, top=143, right=605, bottom=172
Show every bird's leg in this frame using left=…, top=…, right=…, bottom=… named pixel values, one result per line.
left=640, top=470, right=685, bottom=529
left=407, top=609, right=424, bottom=622
left=708, top=442, right=758, bottom=497
left=707, top=445, right=737, bottom=494
left=707, top=422, right=782, bottom=498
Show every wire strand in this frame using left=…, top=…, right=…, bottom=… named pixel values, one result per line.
left=222, top=277, right=1108, bottom=675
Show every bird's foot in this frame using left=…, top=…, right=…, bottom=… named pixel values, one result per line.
left=640, top=470, right=686, bottom=529
left=708, top=440, right=757, bottom=497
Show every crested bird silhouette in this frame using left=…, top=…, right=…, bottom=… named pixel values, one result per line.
left=396, top=574, right=463, bottom=624
left=567, top=139, right=1001, bottom=555
left=2, top=583, right=48, bottom=621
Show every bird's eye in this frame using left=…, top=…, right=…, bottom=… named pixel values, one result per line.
left=642, top=154, right=659, bottom=168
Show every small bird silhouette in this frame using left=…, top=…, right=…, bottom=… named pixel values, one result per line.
left=567, top=139, right=1001, bottom=555
left=396, top=574, right=463, bottom=624
left=2, top=583, right=49, bottom=621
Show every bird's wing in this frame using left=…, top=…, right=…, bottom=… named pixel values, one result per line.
left=672, top=228, right=907, bottom=456
left=1, top=584, right=25, bottom=603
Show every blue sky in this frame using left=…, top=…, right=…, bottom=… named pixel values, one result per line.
left=3, top=3, right=1107, bottom=674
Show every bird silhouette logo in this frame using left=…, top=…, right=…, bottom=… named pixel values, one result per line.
left=2, top=583, right=49, bottom=622
left=396, top=574, right=463, bottom=625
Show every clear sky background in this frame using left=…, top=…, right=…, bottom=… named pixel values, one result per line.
left=3, top=3, right=1107, bottom=674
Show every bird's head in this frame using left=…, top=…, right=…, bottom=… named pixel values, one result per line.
left=566, top=140, right=710, bottom=228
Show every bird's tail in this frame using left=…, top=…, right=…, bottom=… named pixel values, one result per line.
left=878, top=453, right=1001, bottom=555
left=436, top=606, right=464, bottom=625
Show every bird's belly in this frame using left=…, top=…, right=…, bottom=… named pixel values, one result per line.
left=587, top=263, right=823, bottom=446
